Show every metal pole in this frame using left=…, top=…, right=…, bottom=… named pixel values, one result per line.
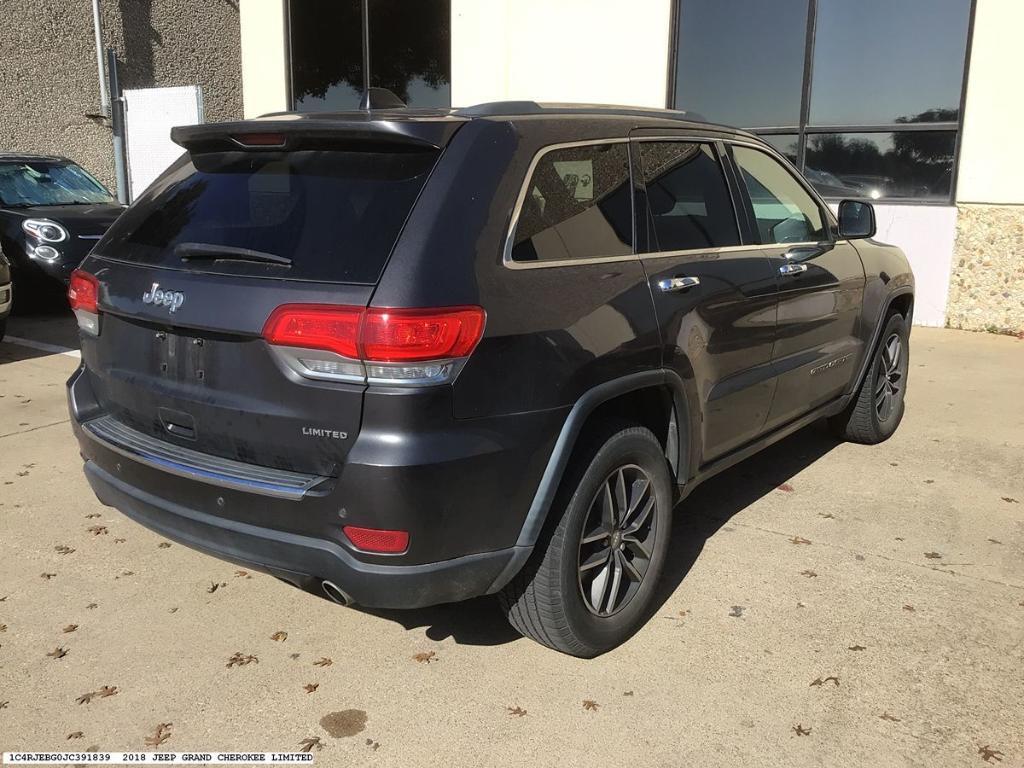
left=107, top=47, right=129, bottom=204
left=91, top=0, right=110, bottom=116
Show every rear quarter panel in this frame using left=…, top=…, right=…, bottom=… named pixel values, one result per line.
left=371, top=117, right=663, bottom=420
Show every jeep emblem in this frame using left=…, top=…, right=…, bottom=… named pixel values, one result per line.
left=142, top=282, right=185, bottom=313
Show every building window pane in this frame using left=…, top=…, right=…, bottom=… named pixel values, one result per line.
left=805, top=132, right=956, bottom=200
left=512, top=144, right=633, bottom=263
left=760, top=134, right=800, bottom=165
left=674, top=0, right=808, bottom=129
left=733, top=146, right=826, bottom=244
left=809, top=0, right=971, bottom=126
left=289, top=0, right=364, bottom=112
left=369, top=0, right=450, bottom=107
left=289, top=0, right=451, bottom=112
left=639, top=142, right=739, bottom=252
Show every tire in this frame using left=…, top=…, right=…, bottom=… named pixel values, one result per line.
left=829, top=312, right=909, bottom=444
left=499, top=422, right=673, bottom=657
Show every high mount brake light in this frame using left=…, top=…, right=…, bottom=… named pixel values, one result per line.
left=263, top=305, right=486, bottom=386
left=230, top=133, right=287, bottom=148
left=68, top=269, right=100, bottom=335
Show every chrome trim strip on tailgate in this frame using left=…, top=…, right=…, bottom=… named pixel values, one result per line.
left=82, top=415, right=327, bottom=501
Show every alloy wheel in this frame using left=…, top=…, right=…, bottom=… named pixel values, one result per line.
left=577, top=464, right=657, bottom=617
left=875, top=332, right=904, bottom=422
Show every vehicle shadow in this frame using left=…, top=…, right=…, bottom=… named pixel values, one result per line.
left=360, top=422, right=842, bottom=648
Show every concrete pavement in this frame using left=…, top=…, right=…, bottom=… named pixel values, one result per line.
left=0, top=317, right=1022, bottom=766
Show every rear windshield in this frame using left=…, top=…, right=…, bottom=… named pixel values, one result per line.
left=97, top=148, right=439, bottom=284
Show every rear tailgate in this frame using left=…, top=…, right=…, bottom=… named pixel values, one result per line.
left=80, top=265, right=372, bottom=476
left=75, top=118, right=459, bottom=477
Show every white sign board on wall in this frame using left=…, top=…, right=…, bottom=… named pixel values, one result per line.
left=123, top=85, right=203, bottom=201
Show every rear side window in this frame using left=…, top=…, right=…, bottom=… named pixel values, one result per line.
left=638, top=142, right=739, bottom=252
left=511, top=142, right=632, bottom=263
left=732, top=146, right=827, bottom=244
left=99, top=149, right=439, bottom=284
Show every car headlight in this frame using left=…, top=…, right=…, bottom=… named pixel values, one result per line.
left=32, top=245, right=61, bottom=262
left=22, top=218, right=69, bottom=243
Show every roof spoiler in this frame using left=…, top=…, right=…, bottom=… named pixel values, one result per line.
left=170, top=116, right=457, bottom=154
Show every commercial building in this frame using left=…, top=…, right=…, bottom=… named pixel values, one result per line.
left=240, top=0, right=1022, bottom=332
left=2, top=1, right=1020, bottom=331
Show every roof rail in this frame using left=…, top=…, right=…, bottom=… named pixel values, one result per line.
left=453, top=101, right=705, bottom=122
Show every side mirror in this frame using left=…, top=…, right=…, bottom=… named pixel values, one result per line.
left=837, top=200, right=876, bottom=240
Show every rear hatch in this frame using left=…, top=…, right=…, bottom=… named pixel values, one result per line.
left=76, top=116, right=462, bottom=477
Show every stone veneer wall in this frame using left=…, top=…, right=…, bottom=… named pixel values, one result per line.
left=945, top=204, right=1024, bottom=333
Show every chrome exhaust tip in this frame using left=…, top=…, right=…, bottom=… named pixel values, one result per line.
left=321, top=580, right=353, bottom=607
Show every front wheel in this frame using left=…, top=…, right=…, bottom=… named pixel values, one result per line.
left=829, top=312, right=910, bottom=444
left=499, top=423, right=673, bottom=657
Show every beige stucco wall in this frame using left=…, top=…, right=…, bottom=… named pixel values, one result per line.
left=239, top=0, right=289, bottom=117
left=451, top=0, right=672, bottom=108
left=0, top=0, right=242, bottom=191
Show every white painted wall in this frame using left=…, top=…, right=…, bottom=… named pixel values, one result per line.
left=956, top=0, right=1024, bottom=205
left=239, top=0, right=289, bottom=118
left=451, top=0, right=672, bottom=108
left=865, top=206, right=958, bottom=328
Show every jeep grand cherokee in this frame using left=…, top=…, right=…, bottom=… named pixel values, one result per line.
left=67, top=102, right=913, bottom=657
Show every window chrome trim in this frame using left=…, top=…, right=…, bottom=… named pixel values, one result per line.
left=502, top=138, right=632, bottom=271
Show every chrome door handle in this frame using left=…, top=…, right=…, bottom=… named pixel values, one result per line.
left=779, top=263, right=808, bottom=275
left=657, top=276, right=701, bottom=292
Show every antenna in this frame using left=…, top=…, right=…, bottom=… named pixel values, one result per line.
left=359, top=88, right=407, bottom=111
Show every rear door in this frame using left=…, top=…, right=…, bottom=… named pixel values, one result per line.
left=633, top=135, right=778, bottom=463
left=79, top=140, right=442, bottom=477
left=725, top=143, right=866, bottom=429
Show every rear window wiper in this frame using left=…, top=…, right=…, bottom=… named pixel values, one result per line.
left=175, top=242, right=292, bottom=266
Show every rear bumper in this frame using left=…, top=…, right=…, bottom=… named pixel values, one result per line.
left=83, top=459, right=530, bottom=609
left=68, top=365, right=551, bottom=609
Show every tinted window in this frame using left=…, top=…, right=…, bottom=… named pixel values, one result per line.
left=638, top=142, right=739, bottom=252
left=805, top=132, right=956, bottom=200
left=369, top=0, right=451, bottom=107
left=511, top=143, right=633, bottom=263
left=674, top=0, right=808, bottom=128
left=733, top=146, right=826, bottom=244
left=100, top=149, right=439, bottom=284
left=809, top=0, right=971, bottom=126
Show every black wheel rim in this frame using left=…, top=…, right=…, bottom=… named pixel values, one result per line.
left=577, top=464, right=657, bottom=617
left=875, top=332, right=904, bottom=422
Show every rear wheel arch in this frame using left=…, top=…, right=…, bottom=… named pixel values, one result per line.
left=514, top=371, right=693, bottom=550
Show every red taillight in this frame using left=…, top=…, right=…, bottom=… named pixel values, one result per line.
left=263, top=305, right=486, bottom=363
left=68, top=270, right=99, bottom=313
left=361, top=307, right=486, bottom=362
left=263, top=305, right=362, bottom=359
left=342, top=526, right=409, bottom=554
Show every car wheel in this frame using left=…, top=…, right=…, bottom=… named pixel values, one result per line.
left=829, top=312, right=909, bottom=444
left=499, top=422, right=673, bottom=657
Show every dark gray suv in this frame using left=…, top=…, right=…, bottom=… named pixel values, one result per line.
left=67, top=102, right=913, bottom=656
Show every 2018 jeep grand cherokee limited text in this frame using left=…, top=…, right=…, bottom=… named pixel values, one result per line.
left=67, top=102, right=913, bottom=657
